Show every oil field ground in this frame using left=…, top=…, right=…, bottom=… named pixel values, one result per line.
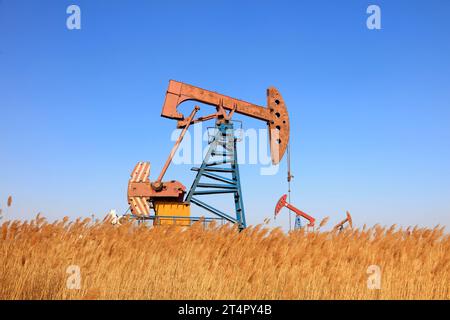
left=0, top=216, right=449, bottom=300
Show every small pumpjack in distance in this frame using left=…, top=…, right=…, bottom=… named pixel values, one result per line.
left=128, top=80, right=290, bottom=230
left=333, top=211, right=353, bottom=231
left=274, top=194, right=316, bottom=231
left=274, top=194, right=353, bottom=231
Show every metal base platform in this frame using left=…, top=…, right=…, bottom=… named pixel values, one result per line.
left=129, top=214, right=226, bottom=228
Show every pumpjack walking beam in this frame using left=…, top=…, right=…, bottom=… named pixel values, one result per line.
left=161, top=80, right=290, bottom=164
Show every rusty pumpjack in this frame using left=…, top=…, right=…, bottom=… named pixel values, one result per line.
left=127, top=80, right=290, bottom=230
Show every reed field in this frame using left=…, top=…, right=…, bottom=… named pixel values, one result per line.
left=0, top=215, right=449, bottom=300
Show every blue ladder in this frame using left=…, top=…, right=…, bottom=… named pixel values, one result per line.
left=185, top=122, right=246, bottom=230
left=294, top=215, right=302, bottom=230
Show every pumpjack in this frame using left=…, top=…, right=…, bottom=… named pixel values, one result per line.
left=127, top=80, right=290, bottom=230
left=274, top=193, right=354, bottom=231
left=274, top=194, right=316, bottom=231
left=333, top=211, right=353, bottom=231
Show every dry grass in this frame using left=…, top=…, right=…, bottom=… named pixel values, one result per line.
left=7, top=196, right=12, bottom=207
left=0, top=215, right=449, bottom=300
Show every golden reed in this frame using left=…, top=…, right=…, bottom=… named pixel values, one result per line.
left=0, top=215, right=449, bottom=299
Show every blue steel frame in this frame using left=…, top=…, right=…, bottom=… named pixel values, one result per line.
left=185, top=122, right=246, bottom=230
left=294, top=215, right=302, bottom=230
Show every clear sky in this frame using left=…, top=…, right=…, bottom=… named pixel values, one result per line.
left=1, top=0, right=449, bottom=230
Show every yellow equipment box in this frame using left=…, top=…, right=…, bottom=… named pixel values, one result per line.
left=154, top=202, right=191, bottom=226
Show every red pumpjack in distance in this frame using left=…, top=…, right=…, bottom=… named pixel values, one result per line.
left=274, top=194, right=316, bottom=229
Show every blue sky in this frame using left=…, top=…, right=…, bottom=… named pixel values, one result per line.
left=1, top=0, right=449, bottom=230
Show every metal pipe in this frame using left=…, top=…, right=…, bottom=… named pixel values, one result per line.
left=156, top=106, right=200, bottom=184
left=283, top=202, right=315, bottom=227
